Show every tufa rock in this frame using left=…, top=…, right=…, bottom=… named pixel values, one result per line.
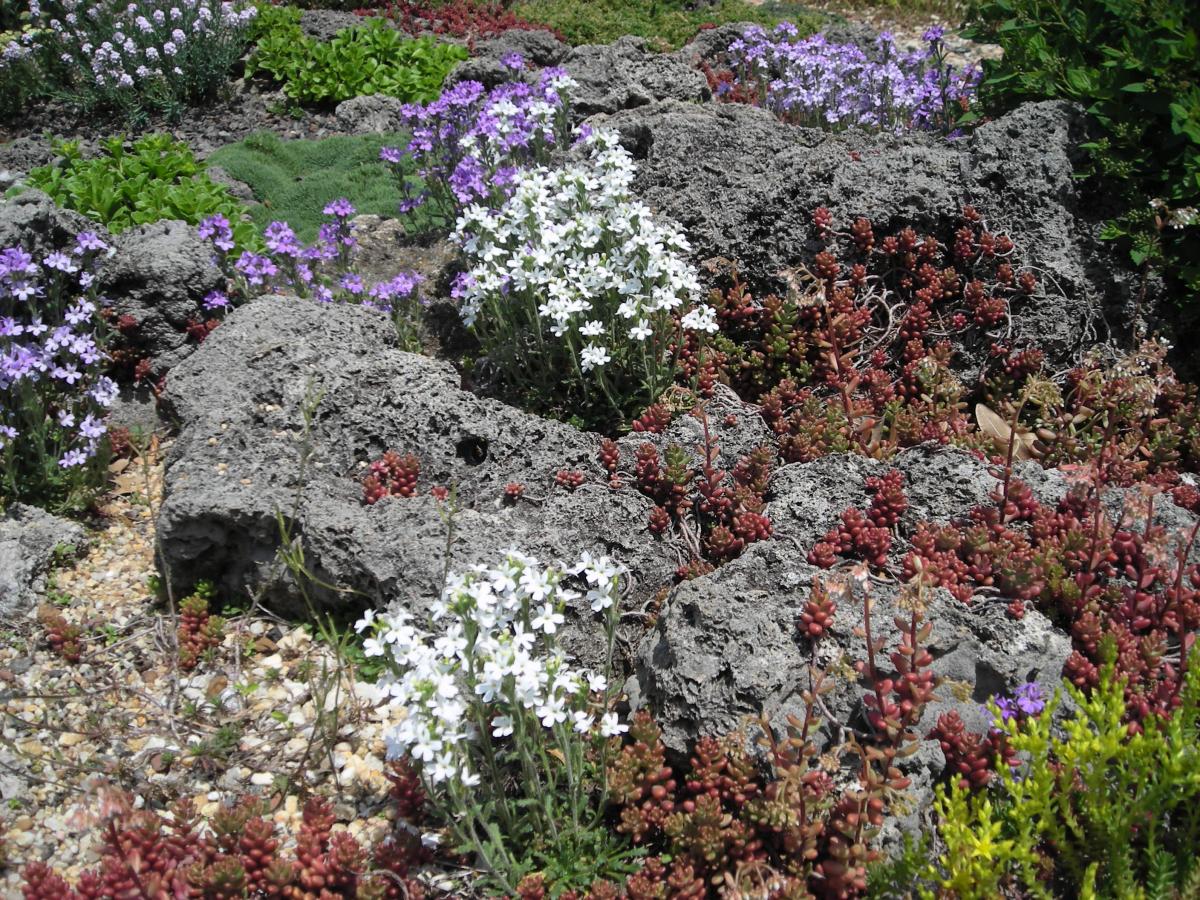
left=0, top=504, right=86, bottom=618
left=562, top=36, right=711, bottom=118
left=156, top=295, right=677, bottom=658
left=102, top=219, right=225, bottom=373
left=591, top=99, right=1133, bottom=369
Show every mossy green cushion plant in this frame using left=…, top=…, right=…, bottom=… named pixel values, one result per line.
left=24, top=134, right=257, bottom=252
left=206, top=131, right=431, bottom=242
left=928, top=662, right=1200, bottom=899
left=247, top=14, right=467, bottom=106
left=511, top=0, right=824, bottom=50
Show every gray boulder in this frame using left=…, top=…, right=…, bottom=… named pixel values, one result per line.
left=448, top=29, right=569, bottom=89
left=592, top=99, right=1131, bottom=368
left=0, top=189, right=98, bottom=260
left=632, top=443, right=1076, bottom=757
left=630, top=540, right=1071, bottom=843
left=0, top=504, right=86, bottom=618
left=102, top=219, right=225, bottom=373
left=298, top=9, right=365, bottom=43
left=563, top=36, right=711, bottom=118
left=156, top=296, right=677, bottom=649
left=335, top=95, right=406, bottom=135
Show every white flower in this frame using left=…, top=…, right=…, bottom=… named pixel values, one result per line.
left=586, top=672, right=608, bottom=694
left=572, top=711, right=594, bottom=734
left=537, top=697, right=567, bottom=728
left=580, top=319, right=605, bottom=337
left=681, top=304, right=719, bottom=334
left=579, top=344, right=611, bottom=372
left=491, top=715, right=515, bottom=738
left=599, top=712, right=628, bottom=737
left=531, top=602, right=564, bottom=634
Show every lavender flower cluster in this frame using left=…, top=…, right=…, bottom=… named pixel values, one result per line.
left=199, top=200, right=425, bottom=349
left=3, top=0, right=256, bottom=114
left=722, top=23, right=979, bottom=134
left=379, top=55, right=576, bottom=218
left=1, top=234, right=116, bottom=504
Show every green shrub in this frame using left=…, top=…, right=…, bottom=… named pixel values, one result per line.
left=512, top=0, right=824, bottom=51
left=25, top=134, right=257, bottom=252
left=928, top=662, right=1200, bottom=899
left=206, top=131, right=432, bottom=242
left=247, top=15, right=467, bottom=105
left=966, top=0, right=1200, bottom=309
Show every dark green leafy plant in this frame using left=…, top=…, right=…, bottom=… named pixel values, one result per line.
left=512, top=0, right=824, bottom=51
left=247, top=16, right=467, bottom=105
left=25, top=134, right=257, bottom=252
left=965, top=0, right=1200, bottom=311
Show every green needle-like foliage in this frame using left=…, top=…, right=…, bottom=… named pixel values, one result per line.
left=206, top=131, right=430, bottom=242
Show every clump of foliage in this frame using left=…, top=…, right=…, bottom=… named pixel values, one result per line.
left=356, top=551, right=634, bottom=895
left=0, top=234, right=116, bottom=512
left=965, top=0, right=1200, bottom=314
left=367, top=0, right=561, bottom=43
left=247, top=14, right=467, bottom=105
left=930, top=660, right=1200, bottom=899
left=450, top=127, right=715, bottom=429
left=177, top=581, right=225, bottom=671
left=807, top=404, right=1200, bottom=726
left=705, top=23, right=979, bottom=134
left=26, top=134, right=257, bottom=252
left=698, top=208, right=1200, bottom=492
left=38, top=605, right=85, bottom=663
left=19, top=787, right=430, bottom=898
left=511, top=0, right=824, bottom=51
left=378, top=61, right=575, bottom=221
left=608, top=406, right=773, bottom=574
left=200, top=199, right=426, bottom=350
left=206, top=130, right=420, bottom=242
left=0, top=0, right=256, bottom=122
left=605, top=574, right=940, bottom=897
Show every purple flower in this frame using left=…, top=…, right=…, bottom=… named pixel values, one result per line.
left=78, top=414, right=105, bottom=440
left=1014, top=682, right=1045, bottom=717
left=380, top=146, right=404, bottom=164
left=339, top=273, right=364, bottom=295
left=45, top=250, right=78, bottom=275
left=74, top=231, right=107, bottom=253
left=922, top=25, right=945, bottom=44
left=59, top=448, right=88, bottom=468
left=264, top=221, right=300, bottom=257
left=500, top=51, right=524, bottom=71
left=203, top=290, right=229, bottom=311
left=992, top=696, right=1018, bottom=722
left=323, top=198, right=356, bottom=218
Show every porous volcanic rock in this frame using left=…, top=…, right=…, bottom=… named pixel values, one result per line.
left=630, top=444, right=1076, bottom=755
left=103, top=219, right=225, bottom=373
left=562, top=36, right=711, bottom=117
left=592, top=99, right=1131, bottom=368
left=156, top=296, right=677, bottom=660
left=0, top=189, right=96, bottom=260
left=629, top=537, right=1072, bottom=842
left=448, top=29, right=569, bottom=88
left=0, top=505, right=86, bottom=617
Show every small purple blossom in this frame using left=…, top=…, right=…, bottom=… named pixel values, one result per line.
left=323, top=198, right=356, bottom=218
left=202, top=290, right=229, bottom=311
left=500, top=51, right=524, bottom=71
left=1014, top=682, right=1045, bottom=716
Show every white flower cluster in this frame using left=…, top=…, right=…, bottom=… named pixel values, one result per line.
left=451, top=128, right=714, bottom=378
left=356, top=551, right=626, bottom=790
